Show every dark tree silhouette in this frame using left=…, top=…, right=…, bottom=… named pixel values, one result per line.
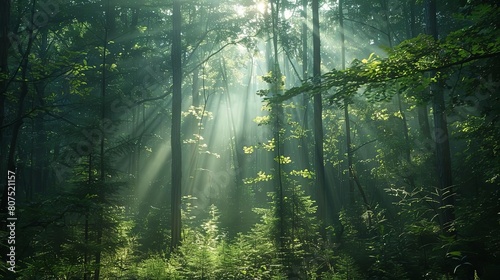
left=426, top=0, right=455, bottom=236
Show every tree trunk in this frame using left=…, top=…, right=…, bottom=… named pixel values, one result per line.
left=0, top=0, right=10, bottom=151
left=33, top=27, right=49, bottom=195
left=269, top=0, right=285, bottom=249
left=1, top=0, right=35, bottom=212
left=417, top=104, right=432, bottom=149
left=338, top=0, right=354, bottom=206
left=84, top=154, right=92, bottom=280
left=312, top=0, right=326, bottom=236
left=1, top=1, right=33, bottom=278
left=409, top=0, right=432, bottom=148
left=299, top=0, right=312, bottom=190
left=170, top=0, right=182, bottom=251
left=381, top=1, right=414, bottom=187
left=425, top=0, right=455, bottom=236
left=0, top=0, right=10, bottom=232
left=221, top=58, right=246, bottom=236
left=94, top=0, right=113, bottom=277
left=192, top=67, right=200, bottom=107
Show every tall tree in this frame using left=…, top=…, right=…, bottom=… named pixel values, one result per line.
left=0, top=1, right=10, bottom=275
left=271, top=0, right=285, bottom=250
left=1, top=1, right=35, bottom=278
left=312, top=0, right=326, bottom=236
left=171, top=0, right=182, bottom=251
left=408, top=0, right=432, bottom=145
left=339, top=0, right=354, bottom=206
left=299, top=0, right=312, bottom=184
left=0, top=0, right=9, bottom=149
left=94, top=1, right=111, bottom=278
left=0, top=0, right=10, bottom=221
left=425, top=0, right=455, bottom=236
left=339, top=0, right=371, bottom=226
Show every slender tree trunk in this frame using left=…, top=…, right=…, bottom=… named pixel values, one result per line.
left=301, top=0, right=307, bottom=82
left=344, top=100, right=354, bottom=205
left=425, top=0, right=455, bottom=236
left=0, top=0, right=10, bottom=165
left=184, top=64, right=200, bottom=213
left=381, top=2, right=411, bottom=163
left=417, top=104, right=432, bottom=148
left=94, top=0, right=112, bottom=278
left=409, top=0, right=432, bottom=148
left=269, top=0, right=285, bottom=250
left=1, top=1, right=34, bottom=278
left=0, top=0, right=10, bottom=238
left=380, top=0, right=392, bottom=47
left=221, top=58, right=247, bottom=236
left=1, top=0, right=35, bottom=212
left=312, top=0, right=326, bottom=236
left=33, top=27, right=49, bottom=194
left=299, top=0, right=312, bottom=184
left=339, top=0, right=372, bottom=227
left=192, top=67, right=200, bottom=107
left=84, top=154, right=92, bottom=280
left=170, top=0, right=182, bottom=251
left=339, top=0, right=354, bottom=206
left=380, top=1, right=415, bottom=188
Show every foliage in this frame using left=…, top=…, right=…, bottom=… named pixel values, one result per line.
left=275, top=4, right=500, bottom=104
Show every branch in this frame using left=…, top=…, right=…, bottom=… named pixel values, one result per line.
left=0, top=108, right=37, bottom=130
left=134, top=86, right=172, bottom=105
left=351, top=139, right=377, bottom=153
left=276, top=50, right=500, bottom=103
left=185, top=29, right=263, bottom=75
left=343, top=17, right=389, bottom=37
left=44, top=110, right=82, bottom=128
left=186, top=40, right=239, bottom=74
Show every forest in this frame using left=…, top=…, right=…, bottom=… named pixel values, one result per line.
left=0, top=0, right=499, bottom=279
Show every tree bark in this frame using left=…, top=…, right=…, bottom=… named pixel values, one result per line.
left=409, top=0, right=432, bottom=147
left=170, top=0, right=182, bottom=251
left=0, top=0, right=9, bottom=139
left=0, top=3, right=10, bottom=253
left=312, top=0, right=326, bottom=236
left=94, top=0, right=111, bottom=278
left=299, top=0, right=311, bottom=184
left=269, top=0, right=285, bottom=249
left=1, top=1, right=33, bottom=278
left=338, top=0, right=354, bottom=207
left=33, top=27, right=49, bottom=195
left=425, top=0, right=455, bottom=236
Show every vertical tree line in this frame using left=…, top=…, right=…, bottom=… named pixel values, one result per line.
left=425, top=0, right=455, bottom=236
left=312, top=0, right=327, bottom=237
left=170, top=0, right=182, bottom=251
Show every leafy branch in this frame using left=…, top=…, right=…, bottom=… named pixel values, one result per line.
left=271, top=5, right=500, bottom=104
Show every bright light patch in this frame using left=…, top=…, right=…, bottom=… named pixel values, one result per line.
left=234, top=4, right=245, bottom=17
left=256, top=2, right=266, bottom=14
left=237, top=43, right=247, bottom=53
